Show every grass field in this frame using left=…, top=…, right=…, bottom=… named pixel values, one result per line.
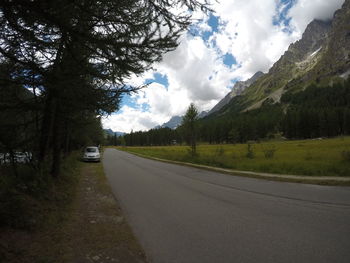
left=118, top=137, right=350, bottom=177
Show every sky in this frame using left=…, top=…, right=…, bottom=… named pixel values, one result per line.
left=102, top=0, right=345, bottom=133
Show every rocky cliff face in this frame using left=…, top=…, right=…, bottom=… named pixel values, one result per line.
left=303, top=0, right=350, bottom=82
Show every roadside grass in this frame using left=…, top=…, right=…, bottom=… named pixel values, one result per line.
left=118, top=137, right=350, bottom=177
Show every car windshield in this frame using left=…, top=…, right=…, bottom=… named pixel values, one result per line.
left=86, top=147, right=97, bottom=153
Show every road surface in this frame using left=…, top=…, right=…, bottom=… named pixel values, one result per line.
left=103, top=149, right=350, bottom=263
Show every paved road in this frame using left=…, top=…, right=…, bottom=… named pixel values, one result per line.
left=103, top=149, right=350, bottom=263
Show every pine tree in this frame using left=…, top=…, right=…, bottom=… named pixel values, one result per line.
left=181, top=103, right=199, bottom=156
left=0, top=0, right=210, bottom=176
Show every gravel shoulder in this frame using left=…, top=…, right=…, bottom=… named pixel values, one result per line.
left=64, top=162, right=147, bottom=263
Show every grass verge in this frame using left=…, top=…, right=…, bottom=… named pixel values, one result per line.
left=117, top=137, right=350, bottom=182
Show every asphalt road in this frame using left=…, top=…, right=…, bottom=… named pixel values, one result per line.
left=103, top=149, right=350, bottom=263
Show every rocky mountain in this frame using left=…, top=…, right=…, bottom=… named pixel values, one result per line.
left=158, top=111, right=208, bottom=129
left=104, top=129, right=125, bottom=137
left=207, top=71, right=264, bottom=115
left=159, top=115, right=183, bottom=129
left=198, top=111, right=209, bottom=118
left=211, top=0, right=350, bottom=115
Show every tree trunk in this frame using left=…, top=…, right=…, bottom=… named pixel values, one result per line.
left=38, top=92, right=54, bottom=163
left=50, top=98, right=62, bottom=178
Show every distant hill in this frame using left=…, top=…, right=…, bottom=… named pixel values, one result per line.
left=157, top=116, right=183, bottom=129
left=103, top=129, right=125, bottom=137
left=157, top=111, right=208, bottom=129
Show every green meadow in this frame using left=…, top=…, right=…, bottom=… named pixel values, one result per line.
left=119, top=137, right=350, bottom=177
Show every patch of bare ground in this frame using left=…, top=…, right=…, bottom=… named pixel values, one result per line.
left=0, top=161, right=147, bottom=263
left=65, top=162, right=147, bottom=263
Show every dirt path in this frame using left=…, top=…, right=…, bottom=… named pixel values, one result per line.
left=0, top=161, right=147, bottom=263
left=64, top=162, right=147, bottom=263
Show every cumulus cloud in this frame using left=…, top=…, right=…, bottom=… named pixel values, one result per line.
left=159, top=35, right=232, bottom=103
left=211, top=0, right=300, bottom=78
left=288, top=0, right=345, bottom=33
left=103, top=0, right=345, bottom=133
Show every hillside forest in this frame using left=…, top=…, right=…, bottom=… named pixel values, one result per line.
left=109, top=79, right=350, bottom=146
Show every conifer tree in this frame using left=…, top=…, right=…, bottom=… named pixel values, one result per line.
left=182, top=103, right=199, bottom=156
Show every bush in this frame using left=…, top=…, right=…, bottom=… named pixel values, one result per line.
left=262, top=144, right=277, bottom=159
left=246, top=143, right=255, bottom=159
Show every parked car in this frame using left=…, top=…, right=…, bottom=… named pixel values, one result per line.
left=83, top=146, right=100, bottom=162
left=0, top=151, right=32, bottom=165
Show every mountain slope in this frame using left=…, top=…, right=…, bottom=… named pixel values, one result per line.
left=208, top=71, right=264, bottom=115
left=104, top=129, right=125, bottom=137
left=159, top=115, right=183, bottom=129
left=213, top=0, right=350, bottom=115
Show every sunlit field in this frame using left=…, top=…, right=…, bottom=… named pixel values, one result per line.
left=117, top=137, right=350, bottom=177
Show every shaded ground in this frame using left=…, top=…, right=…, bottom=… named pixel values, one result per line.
left=0, top=161, right=147, bottom=263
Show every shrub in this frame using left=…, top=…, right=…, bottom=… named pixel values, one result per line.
left=246, top=143, right=255, bottom=159
left=262, top=144, right=277, bottom=159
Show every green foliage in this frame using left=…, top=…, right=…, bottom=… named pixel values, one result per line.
left=199, top=103, right=283, bottom=144
left=281, top=79, right=350, bottom=139
left=121, top=127, right=181, bottom=146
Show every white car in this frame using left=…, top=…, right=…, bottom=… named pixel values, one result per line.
left=0, top=152, right=32, bottom=164
left=83, top=146, right=101, bottom=162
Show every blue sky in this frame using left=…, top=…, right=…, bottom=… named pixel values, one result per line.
left=103, top=0, right=345, bottom=133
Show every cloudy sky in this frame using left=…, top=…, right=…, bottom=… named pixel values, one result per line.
left=102, top=0, right=345, bottom=133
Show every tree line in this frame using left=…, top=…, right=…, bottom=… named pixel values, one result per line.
left=119, top=79, right=350, bottom=146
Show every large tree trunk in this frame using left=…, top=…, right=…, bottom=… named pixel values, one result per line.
left=38, top=36, right=65, bottom=167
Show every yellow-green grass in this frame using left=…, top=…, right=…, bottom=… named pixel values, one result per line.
left=118, top=137, right=350, bottom=177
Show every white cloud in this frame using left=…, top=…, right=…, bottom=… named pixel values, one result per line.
left=211, top=0, right=300, bottom=78
left=102, top=104, right=166, bottom=133
left=159, top=35, right=232, bottom=103
left=103, top=0, right=345, bottom=133
left=288, top=0, right=345, bottom=33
